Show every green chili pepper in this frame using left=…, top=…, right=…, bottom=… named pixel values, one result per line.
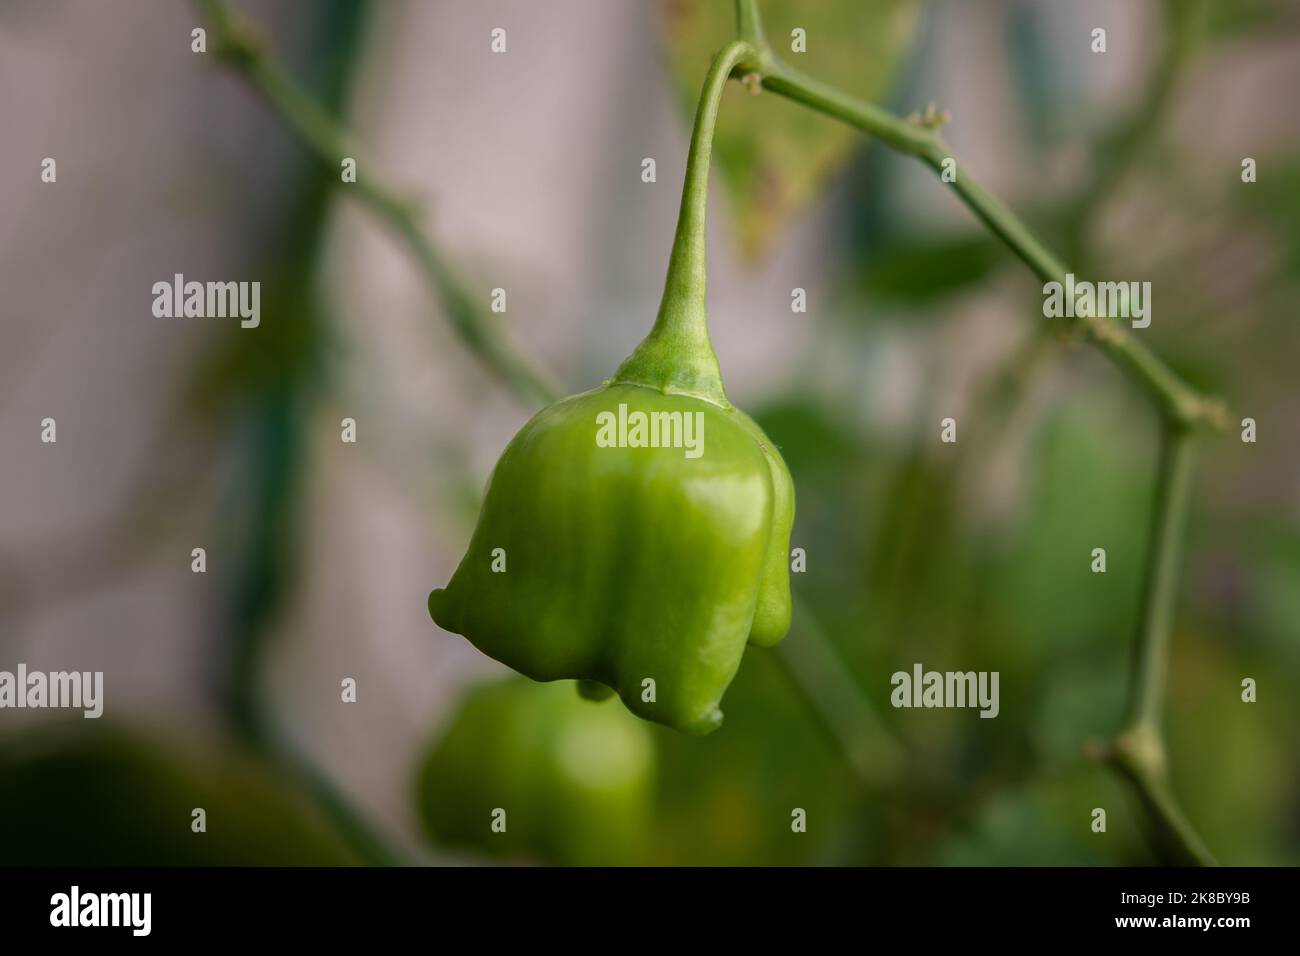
left=416, top=678, right=655, bottom=865
left=429, top=41, right=793, bottom=734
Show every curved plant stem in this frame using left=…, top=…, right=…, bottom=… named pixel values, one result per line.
left=732, top=0, right=1220, bottom=864
left=1109, top=728, right=1217, bottom=867
left=1129, top=429, right=1197, bottom=731
left=195, top=0, right=559, bottom=409
left=1103, top=427, right=1216, bottom=865
left=661, top=39, right=754, bottom=320
left=734, top=1, right=1226, bottom=432
left=613, top=40, right=756, bottom=406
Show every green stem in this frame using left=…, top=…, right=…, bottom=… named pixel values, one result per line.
left=661, top=39, right=753, bottom=330
left=195, top=0, right=559, bottom=409
left=737, top=0, right=1219, bottom=865
left=1129, top=427, right=1197, bottom=731
left=760, top=59, right=936, bottom=157
left=1105, top=427, right=1216, bottom=865
left=738, top=1, right=1225, bottom=431
left=734, top=0, right=767, bottom=48
left=921, top=141, right=1069, bottom=283
left=1110, top=728, right=1218, bottom=867
left=611, top=40, right=756, bottom=407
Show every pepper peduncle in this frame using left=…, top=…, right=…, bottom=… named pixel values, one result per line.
left=611, top=39, right=756, bottom=408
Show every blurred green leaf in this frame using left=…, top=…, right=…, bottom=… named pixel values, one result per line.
left=937, top=774, right=1135, bottom=866
left=1245, top=153, right=1300, bottom=278
left=0, top=722, right=363, bottom=865
left=860, top=234, right=1004, bottom=305
left=662, top=0, right=919, bottom=257
left=647, top=649, right=861, bottom=864
left=1166, top=639, right=1299, bottom=865
left=1032, top=658, right=1128, bottom=766
left=992, top=408, right=1150, bottom=658
left=753, top=397, right=862, bottom=476
left=1248, top=528, right=1300, bottom=651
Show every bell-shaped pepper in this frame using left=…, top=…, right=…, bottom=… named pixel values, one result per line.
left=429, top=41, right=794, bottom=734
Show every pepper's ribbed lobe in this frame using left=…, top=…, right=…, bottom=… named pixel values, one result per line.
left=429, top=385, right=793, bottom=734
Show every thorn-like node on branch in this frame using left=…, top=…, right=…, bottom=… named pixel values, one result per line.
left=1114, top=725, right=1167, bottom=778
left=906, top=104, right=952, bottom=130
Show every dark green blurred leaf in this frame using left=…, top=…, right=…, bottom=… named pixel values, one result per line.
left=0, top=722, right=363, bottom=865
left=753, top=397, right=861, bottom=476
left=647, top=649, right=862, bottom=864
left=1032, top=659, right=1128, bottom=765
left=860, top=234, right=1003, bottom=305
left=938, top=776, right=1130, bottom=866
left=1245, top=153, right=1300, bottom=278
left=1165, top=639, right=1299, bottom=865
left=992, top=409, right=1150, bottom=657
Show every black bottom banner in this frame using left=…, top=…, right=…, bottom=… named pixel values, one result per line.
left=0, top=865, right=1280, bottom=942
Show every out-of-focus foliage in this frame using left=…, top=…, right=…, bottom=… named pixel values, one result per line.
left=645, top=648, right=861, bottom=864
left=661, top=0, right=919, bottom=257
left=860, top=235, right=1005, bottom=306
left=0, top=722, right=363, bottom=865
left=1246, top=154, right=1300, bottom=278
